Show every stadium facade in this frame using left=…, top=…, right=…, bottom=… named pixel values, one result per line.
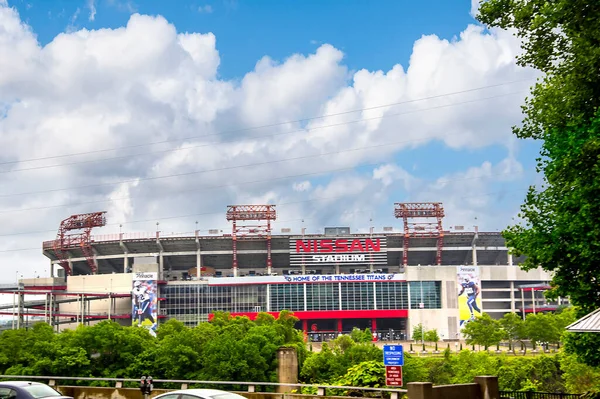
left=1, top=204, right=565, bottom=340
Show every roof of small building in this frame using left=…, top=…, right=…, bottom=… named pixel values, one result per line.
left=566, top=308, right=600, bottom=333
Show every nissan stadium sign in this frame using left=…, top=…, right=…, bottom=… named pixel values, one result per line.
left=289, top=237, right=387, bottom=266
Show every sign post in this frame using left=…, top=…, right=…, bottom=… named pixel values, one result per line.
left=383, top=345, right=404, bottom=386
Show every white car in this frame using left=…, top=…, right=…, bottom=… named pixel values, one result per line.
left=154, top=389, right=248, bottom=399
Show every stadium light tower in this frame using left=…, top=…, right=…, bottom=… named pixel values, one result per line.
left=52, top=211, right=107, bottom=276
left=225, top=205, right=277, bottom=276
left=394, top=202, right=445, bottom=266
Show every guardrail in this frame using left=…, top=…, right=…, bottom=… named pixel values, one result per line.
left=500, top=391, right=582, bottom=399
left=0, top=375, right=408, bottom=398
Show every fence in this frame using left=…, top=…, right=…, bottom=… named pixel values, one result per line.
left=0, top=375, right=407, bottom=398
left=500, top=391, right=582, bottom=399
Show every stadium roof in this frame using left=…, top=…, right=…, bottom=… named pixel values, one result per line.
left=41, top=231, right=520, bottom=275
left=566, top=308, right=600, bottom=333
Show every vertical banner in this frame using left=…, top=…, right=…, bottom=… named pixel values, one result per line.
left=457, top=266, right=483, bottom=329
left=132, top=272, right=158, bottom=337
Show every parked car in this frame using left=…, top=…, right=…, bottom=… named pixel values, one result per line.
left=0, top=381, right=73, bottom=399
left=154, top=389, right=248, bottom=399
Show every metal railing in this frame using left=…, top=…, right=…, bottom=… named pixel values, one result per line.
left=0, top=375, right=407, bottom=397
left=500, top=391, right=582, bottom=399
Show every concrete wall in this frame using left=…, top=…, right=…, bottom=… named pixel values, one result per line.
left=20, top=277, right=64, bottom=287
left=479, top=266, right=552, bottom=281
left=407, top=376, right=499, bottom=399
left=55, top=387, right=362, bottom=399
left=54, top=376, right=499, bottom=399
left=404, top=265, right=552, bottom=285
left=407, top=309, right=457, bottom=342
left=58, top=274, right=133, bottom=331
left=276, top=347, right=299, bottom=393
left=403, top=265, right=553, bottom=340
left=132, top=261, right=159, bottom=274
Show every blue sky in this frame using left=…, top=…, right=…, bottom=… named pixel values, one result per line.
left=16, top=0, right=475, bottom=80
left=0, top=0, right=542, bottom=277
left=12, top=0, right=537, bottom=178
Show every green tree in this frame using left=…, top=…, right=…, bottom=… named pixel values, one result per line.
left=350, top=327, right=372, bottom=343
left=560, top=351, right=600, bottom=394
left=423, top=329, right=440, bottom=344
left=476, top=0, right=600, bottom=367
left=523, top=313, right=561, bottom=347
left=412, top=323, right=424, bottom=342
left=462, top=313, right=504, bottom=350
left=299, top=333, right=382, bottom=384
left=499, top=312, right=524, bottom=350
left=332, top=360, right=386, bottom=396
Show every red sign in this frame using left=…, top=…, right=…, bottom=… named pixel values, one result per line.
left=295, top=238, right=381, bottom=253
left=385, top=366, right=403, bottom=386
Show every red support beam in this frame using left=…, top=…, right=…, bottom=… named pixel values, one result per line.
left=394, top=202, right=445, bottom=266
left=226, top=205, right=276, bottom=276
left=51, top=212, right=107, bottom=275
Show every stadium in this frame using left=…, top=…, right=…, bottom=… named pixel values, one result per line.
left=1, top=202, right=563, bottom=340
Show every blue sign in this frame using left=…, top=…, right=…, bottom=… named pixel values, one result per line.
left=383, top=345, right=404, bottom=366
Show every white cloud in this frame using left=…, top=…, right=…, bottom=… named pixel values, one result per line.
left=373, top=163, right=413, bottom=188
left=67, top=7, right=81, bottom=32
left=0, top=2, right=536, bottom=280
left=293, top=181, right=311, bottom=192
left=107, top=180, right=140, bottom=224
left=198, top=5, right=213, bottom=13
left=88, top=0, right=96, bottom=21
left=412, top=156, right=526, bottom=231
left=470, top=0, right=481, bottom=18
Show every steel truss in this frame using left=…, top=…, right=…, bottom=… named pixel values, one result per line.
left=394, top=202, right=445, bottom=266
left=226, top=205, right=276, bottom=276
left=52, top=212, right=107, bottom=275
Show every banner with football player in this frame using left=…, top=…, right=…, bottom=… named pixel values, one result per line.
left=457, top=265, right=483, bottom=329
left=132, top=272, right=158, bottom=337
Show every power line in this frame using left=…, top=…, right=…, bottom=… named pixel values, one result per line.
left=0, top=167, right=531, bottom=237
left=0, top=186, right=530, bottom=253
left=0, top=90, right=525, bottom=174
left=0, top=78, right=533, bottom=167
left=0, top=116, right=517, bottom=199
left=0, top=149, right=526, bottom=216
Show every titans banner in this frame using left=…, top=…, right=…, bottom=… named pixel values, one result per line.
left=132, top=272, right=158, bottom=337
left=457, top=265, right=483, bottom=329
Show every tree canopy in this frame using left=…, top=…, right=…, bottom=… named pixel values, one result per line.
left=476, top=0, right=600, bottom=367
left=2, top=315, right=600, bottom=394
left=0, top=311, right=306, bottom=386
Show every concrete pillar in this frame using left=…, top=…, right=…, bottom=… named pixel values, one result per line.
left=276, top=347, right=298, bottom=393
left=196, top=249, right=202, bottom=279
left=123, top=255, right=129, bottom=273
left=17, top=291, right=24, bottom=329
left=510, top=281, right=516, bottom=312
left=508, top=252, right=513, bottom=266
left=474, top=376, right=499, bottom=399
left=50, top=260, right=54, bottom=278
left=92, top=255, right=99, bottom=275
left=521, top=289, right=526, bottom=320
left=406, top=382, right=433, bottom=399
left=472, top=246, right=478, bottom=266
